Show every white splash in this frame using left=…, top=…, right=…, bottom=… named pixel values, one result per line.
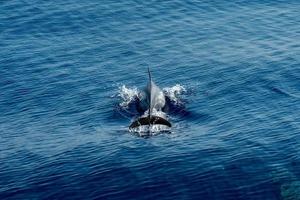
left=129, top=124, right=171, bottom=136
left=118, top=85, right=139, bottom=108
left=163, top=84, right=186, bottom=104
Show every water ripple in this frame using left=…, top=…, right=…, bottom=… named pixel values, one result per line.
left=1, top=0, right=300, bottom=199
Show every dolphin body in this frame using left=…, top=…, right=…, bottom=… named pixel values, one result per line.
left=129, top=68, right=172, bottom=129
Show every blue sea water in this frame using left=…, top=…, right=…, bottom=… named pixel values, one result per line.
left=1, top=0, right=300, bottom=199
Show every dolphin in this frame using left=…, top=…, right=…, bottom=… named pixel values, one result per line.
left=129, top=68, right=172, bottom=129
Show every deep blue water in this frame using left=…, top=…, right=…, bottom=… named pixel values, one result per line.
left=1, top=0, right=300, bottom=199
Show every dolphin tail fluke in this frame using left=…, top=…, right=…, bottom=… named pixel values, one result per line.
left=129, top=116, right=172, bottom=129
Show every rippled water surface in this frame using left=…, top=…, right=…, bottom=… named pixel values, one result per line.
left=1, top=0, right=300, bottom=199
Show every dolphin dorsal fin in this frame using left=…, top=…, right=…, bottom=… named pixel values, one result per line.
left=147, top=67, right=152, bottom=126
left=148, top=67, right=152, bottom=82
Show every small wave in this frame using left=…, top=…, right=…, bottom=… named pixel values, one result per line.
left=270, top=86, right=290, bottom=97
left=269, top=86, right=300, bottom=99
